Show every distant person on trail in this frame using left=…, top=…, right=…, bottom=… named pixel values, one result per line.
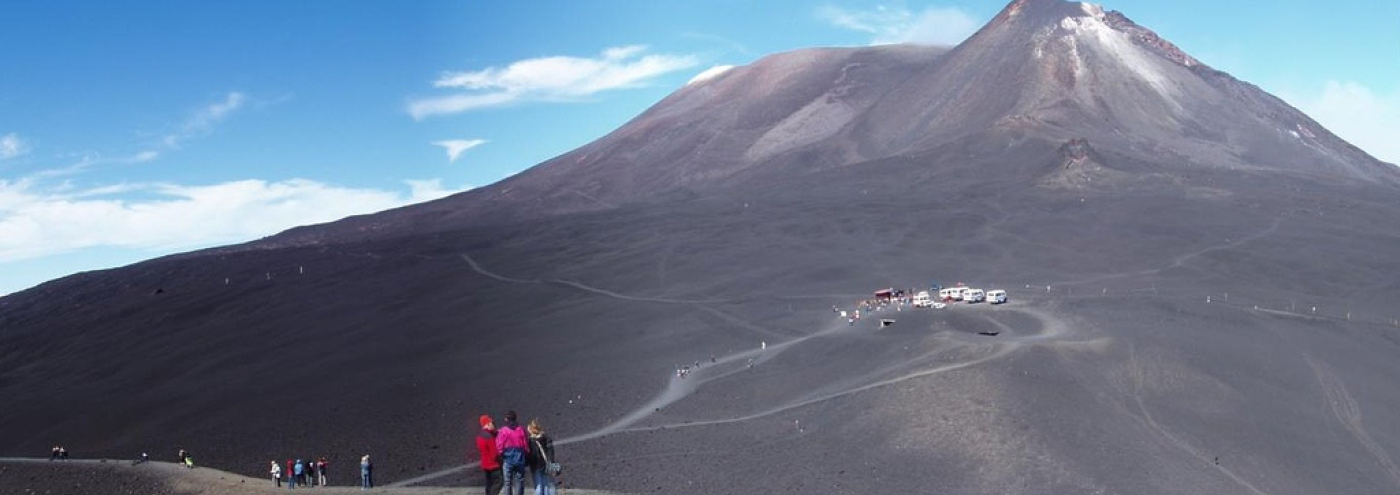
left=271, top=461, right=282, bottom=487
left=477, top=415, right=504, bottom=495
left=58, top=446, right=68, bottom=460
left=50, top=446, right=60, bottom=461
left=178, top=449, right=188, bottom=465
left=318, top=457, right=328, bottom=486
left=295, top=459, right=305, bottom=487
left=287, top=459, right=297, bottom=489
left=360, top=454, right=373, bottom=490
left=496, top=410, right=530, bottom=495
left=527, top=419, right=558, bottom=495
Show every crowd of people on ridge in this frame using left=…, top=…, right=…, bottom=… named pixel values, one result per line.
left=475, top=410, right=559, bottom=495
left=268, top=456, right=336, bottom=489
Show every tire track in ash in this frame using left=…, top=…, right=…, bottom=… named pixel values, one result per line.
left=1049, top=218, right=1281, bottom=288
left=461, top=254, right=732, bottom=304
left=1127, top=344, right=1272, bottom=495
left=1305, top=355, right=1400, bottom=489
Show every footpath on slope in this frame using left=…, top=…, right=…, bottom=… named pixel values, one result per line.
left=0, top=459, right=629, bottom=495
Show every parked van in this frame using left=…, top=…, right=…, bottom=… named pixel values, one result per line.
left=962, top=288, right=986, bottom=303
left=987, top=290, right=1007, bottom=304
left=939, top=287, right=965, bottom=301
left=913, top=291, right=933, bottom=308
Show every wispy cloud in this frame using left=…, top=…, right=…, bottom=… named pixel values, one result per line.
left=431, top=138, right=488, bottom=163
left=162, top=92, right=247, bottom=149
left=1283, top=81, right=1400, bottom=165
left=0, top=177, right=471, bottom=262
left=818, top=4, right=979, bottom=46
left=408, top=46, right=699, bottom=119
left=686, top=65, right=736, bottom=86
left=1, top=133, right=30, bottom=160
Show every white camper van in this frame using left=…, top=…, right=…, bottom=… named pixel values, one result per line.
left=939, top=287, right=965, bottom=301
left=913, top=291, right=933, bottom=308
left=962, top=288, right=986, bottom=303
left=987, top=290, right=1007, bottom=304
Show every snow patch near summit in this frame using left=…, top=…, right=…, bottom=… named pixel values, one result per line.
left=1058, top=11, right=1179, bottom=106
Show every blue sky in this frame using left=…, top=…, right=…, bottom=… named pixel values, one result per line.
left=1, top=0, right=1397, bottom=295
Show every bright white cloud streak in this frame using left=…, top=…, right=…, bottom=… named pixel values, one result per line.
left=163, top=92, right=246, bottom=149
left=409, top=46, right=699, bottom=119
left=818, top=4, right=979, bottom=46
left=1284, top=81, right=1400, bottom=166
left=432, top=139, right=488, bottom=163
left=0, top=178, right=470, bottom=263
left=1, top=133, right=30, bottom=160
left=686, top=65, right=735, bottom=86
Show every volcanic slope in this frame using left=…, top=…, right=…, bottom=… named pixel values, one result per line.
left=5, top=0, right=1400, bottom=494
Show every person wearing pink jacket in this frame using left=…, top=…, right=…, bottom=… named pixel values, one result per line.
left=495, top=410, right=530, bottom=495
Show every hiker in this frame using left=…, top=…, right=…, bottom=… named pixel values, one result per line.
left=287, top=459, right=297, bottom=489
left=58, top=446, right=68, bottom=460
left=271, top=461, right=282, bottom=487
left=476, top=414, right=503, bottom=495
left=527, top=419, right=558, bottom=495
left=50, top=446, right=60, bottom=461
left=496, top=410, right=530, bottom=495
left=184, top=454, right=195, bottom=469
left=178, top=449, right=188, bottom=465
left=295, top=459, right=306, bottom=488
left=360, top=454, right=373, bottom=490
left=318, top=457, right=328, bottom=486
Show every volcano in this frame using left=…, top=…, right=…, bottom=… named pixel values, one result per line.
left=5, top=0, right=1400, bottom=494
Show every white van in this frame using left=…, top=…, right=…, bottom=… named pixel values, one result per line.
left=962, top=288, right=986, bottom=303
left=987, top=290, right=1007, bottom=304
left=912, top=291, right=933, bottom=308
left=939, top=287, right=965, bottom=301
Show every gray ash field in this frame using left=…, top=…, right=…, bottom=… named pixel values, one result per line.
left=4, top=0, right=1400, bottom=494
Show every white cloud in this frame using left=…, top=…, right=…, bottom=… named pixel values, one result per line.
left=818, top=4, right=979, bottom=46
left=163, top=92, right=247, bottom=149
left=0, top=177, right=469, bottom=262
left=686, top=65, right=735, bottom=86
left=1284, top=81, right=1400, bottom=165
left=1, top=133, right=30, bottom=160
left=409, top=46, right=700, bottom=119
left=431, top=138, right=488, bottom=163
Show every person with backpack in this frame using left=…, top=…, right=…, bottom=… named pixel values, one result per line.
left=495, top=411, right=529, bottom=495
left=526, top=419, right=558, bottom=495
left=476, top=414, right=503, bottom=495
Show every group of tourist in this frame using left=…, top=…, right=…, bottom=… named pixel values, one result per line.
left=268, top=457, right=333, bottom=489
left=475, top=410, right=559, bottom=495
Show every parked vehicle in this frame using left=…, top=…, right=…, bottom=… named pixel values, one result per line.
left=913, top=291, right=934, bottom=308
left=987, top=289, right=1007, bottom=304
left=963, top=288, right=986, bottom=303
left=939, top=287, right=966, bottom=301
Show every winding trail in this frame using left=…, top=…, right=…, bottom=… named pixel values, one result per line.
left=1049, top=218, right=1281, bottom=288
left=1305, top=355, right=1400, bottom=489
left=389, top=254, right=1089, bottom=487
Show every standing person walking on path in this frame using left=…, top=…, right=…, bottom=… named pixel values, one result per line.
left=271, top=461, right=282, bottom=487
left=476, top=415, right=503, bottom=495
left=317, top=457, right=328, bottom=486
left=287, top=459, right=297, bottom=489
left=496, top=411, right=530, bottom=495
left=360, top=454, right=373, bottom=490
left=526, top=419, right=558, bottom=495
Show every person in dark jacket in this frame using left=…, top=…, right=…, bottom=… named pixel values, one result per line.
left=360, top=454, right=373, bottom=489
left=526, top=419, right=558, bottom=495
left=476, top=415, right=503, bottom=495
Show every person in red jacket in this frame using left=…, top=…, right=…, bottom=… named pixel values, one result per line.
left=476, top=414, right=503, bottom=495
